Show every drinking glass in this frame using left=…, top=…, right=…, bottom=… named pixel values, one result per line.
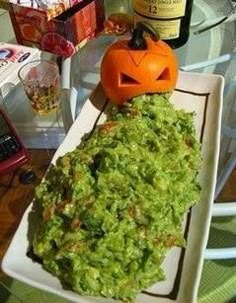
left=18, top=60, right=61, bottom=115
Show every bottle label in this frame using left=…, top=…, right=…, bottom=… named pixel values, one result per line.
left=134, top=13, right=181, bottom=39
left=133, top=0, right=187, bottom=19
left=132, top=0, right=187, bottom=39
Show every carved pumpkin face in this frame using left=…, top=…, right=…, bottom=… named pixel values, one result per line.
left=101, top=37, right=178, bottom=105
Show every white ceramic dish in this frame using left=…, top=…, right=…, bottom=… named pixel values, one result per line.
left=2, top=71, right=224, bottom=303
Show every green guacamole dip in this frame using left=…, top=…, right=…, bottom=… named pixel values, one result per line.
left=33, top=94, right=201, bottom=302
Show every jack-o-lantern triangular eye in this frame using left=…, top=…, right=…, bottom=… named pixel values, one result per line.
left=157, top=68, right=170, bottom=81
left=120, top=73, right=140, bottom=85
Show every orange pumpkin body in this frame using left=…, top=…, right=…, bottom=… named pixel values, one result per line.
left=100, top=37, right=179, bottom=105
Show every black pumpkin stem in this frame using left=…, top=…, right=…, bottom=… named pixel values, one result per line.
left=128, top=21, right=160, bottom=50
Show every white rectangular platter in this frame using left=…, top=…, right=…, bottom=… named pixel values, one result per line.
left=2, top=71, right=224, bottom=303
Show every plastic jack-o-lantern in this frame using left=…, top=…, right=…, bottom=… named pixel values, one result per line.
left=101, top=21, right=179, bottom=105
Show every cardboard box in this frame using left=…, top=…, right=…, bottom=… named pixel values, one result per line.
left=0, top=42, right=40, bottom=98
left=0, top=0, right=90, bottom=20
left=2, top=0, right=75, bottom=20
left=9, top=0, right=105, bottom=57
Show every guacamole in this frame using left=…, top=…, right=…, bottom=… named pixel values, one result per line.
left=33, top=94, right=201, bottom=302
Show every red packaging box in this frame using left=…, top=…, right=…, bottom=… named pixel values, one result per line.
left=9, top=0, right=105, bottom=57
